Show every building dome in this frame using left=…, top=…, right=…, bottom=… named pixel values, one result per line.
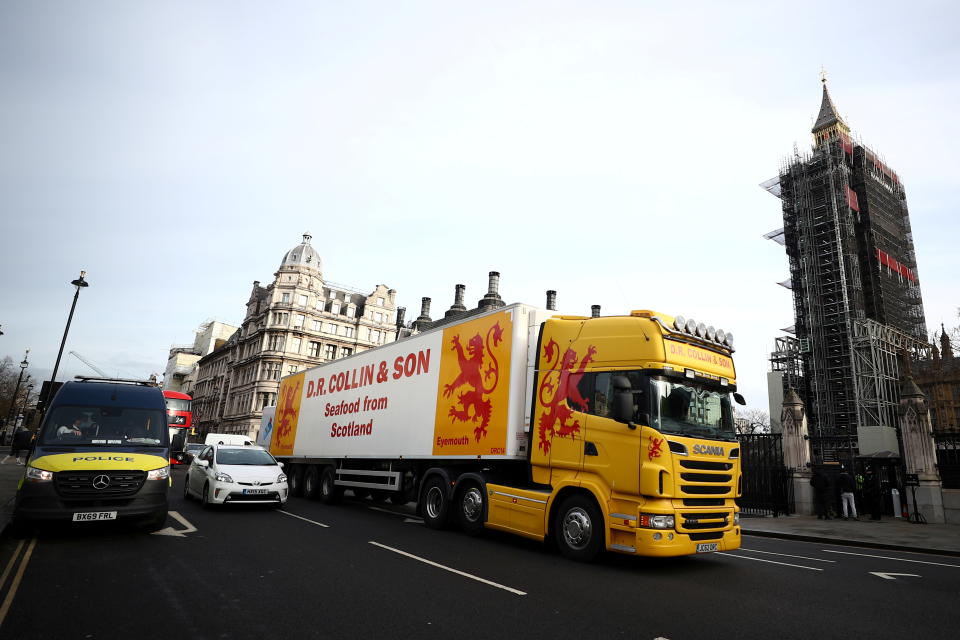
left=280, top=232, right=322, bottom=273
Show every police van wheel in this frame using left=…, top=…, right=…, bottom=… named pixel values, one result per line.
left=421, top=476, right=450, bottom=530
left=319, top=466, right=342, bottom=505
left=554, top=494, right=603, bottom=562
left=142, top=509, right=168, bottom=532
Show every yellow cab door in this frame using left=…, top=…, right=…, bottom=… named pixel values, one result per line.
left=580, top=371, right=643, bottom=497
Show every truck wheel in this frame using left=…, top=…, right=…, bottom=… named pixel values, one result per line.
left=288, top=466, right=304, bottom=497
left=303, top=466, right=320, bottom=499
left=319, top=466, right=342, bottom=505
left=421, top=476, right=450, bottom=530
left=457, top=483, right=485, bottom=535
left=554, top=494, right=603, bottom=562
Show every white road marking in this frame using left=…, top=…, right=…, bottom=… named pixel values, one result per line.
left=822, top=550, right=960, bottom=568
left=720, top=553, right=823, bottom=571
left=369, top=541, right=527, bottom=596
left=277, top=510, right=330, bottom=527
left=151, top=510, right=198, bottom=537
left=870, top=572, right=921, bottom=581
left=740, top=548, right=836, bottom=563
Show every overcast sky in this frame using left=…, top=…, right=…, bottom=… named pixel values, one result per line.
left=1, top=1, right=957, bottom=412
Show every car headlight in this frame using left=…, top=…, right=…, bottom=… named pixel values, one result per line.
left=147, top=466, right=170, bottom=481
left=277, top=473, right=287, bottom=483
left=25, top=466, right=54, bottom=482
left=638, top=514, right=675, bottom=529
left=215, top=472, right=234, bottom=483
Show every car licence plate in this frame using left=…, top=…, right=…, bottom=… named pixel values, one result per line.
left=243, top=489, right=268, bottom=495
left=696, top=543, right=719, bottom=553
left=73, top=511, right=117, bottom=522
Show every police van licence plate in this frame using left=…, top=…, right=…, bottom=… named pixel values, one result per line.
left=696, top=543, right=718, bottom=553
left=243, top=489, right=268, bottom=495
left=73, top=511, right=117, bottom=522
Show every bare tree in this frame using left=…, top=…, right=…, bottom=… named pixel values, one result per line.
left=734, top=407, right=770, bottom=434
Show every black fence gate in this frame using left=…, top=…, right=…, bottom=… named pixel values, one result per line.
left=737, top=434, right=792, bottom=517
left=935, top=433, right=960, bottom=489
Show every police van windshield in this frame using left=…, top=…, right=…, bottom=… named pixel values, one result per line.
left=40, top=406, right=169, bottom=447
left=649, top=377, right=735, bottom=441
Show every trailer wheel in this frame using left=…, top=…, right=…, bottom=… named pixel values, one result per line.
left=554, top=494, right=603, bottom=562
left=421, top=476, right=450, bottom=530
left=457, top=483, right=485, bottom=535
left=303, top=466, right=320, bottom=499
left=288, top=465, right=304, bottom=497
left=319, top=466, right=342, bottom=505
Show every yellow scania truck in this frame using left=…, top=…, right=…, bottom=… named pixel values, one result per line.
left=268, top=303, right=742, bottom=561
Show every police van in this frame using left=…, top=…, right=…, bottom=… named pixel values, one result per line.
left=13, top=377, right=171, bottom=530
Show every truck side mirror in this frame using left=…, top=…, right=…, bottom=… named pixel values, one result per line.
left=610, top=376, right=635, bottom=428
left=734, top=392, right=746, bottom=406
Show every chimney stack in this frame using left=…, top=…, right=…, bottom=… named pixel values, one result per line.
left=416, top=297, right=432, bottom=323
left=591, top=305, right=601, bottom=318
left=546, top=290, right=557, bottom=311
left=478, top=271, right=505, bottom=309
left=446, top=284, right=467, bottom=317
left=395, top=307, right=406, bottom=329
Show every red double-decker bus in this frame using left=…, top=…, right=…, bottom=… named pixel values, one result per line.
left=163, top=390, right=192, bottom=465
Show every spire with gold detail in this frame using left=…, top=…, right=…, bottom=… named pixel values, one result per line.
left=812, top=70, right=850, bottom=148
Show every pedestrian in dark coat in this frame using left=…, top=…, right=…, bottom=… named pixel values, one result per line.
left=810, top=469, right=832, bottom=519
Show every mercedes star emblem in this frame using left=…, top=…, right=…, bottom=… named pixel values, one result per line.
left=92, top=474, right=111, bottom=490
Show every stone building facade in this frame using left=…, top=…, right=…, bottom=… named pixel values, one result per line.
left=191, top=234, right=400, bottom=440
left=913, top=327, right=960, bottom=433
left=162, top=320, right=239, bottom=394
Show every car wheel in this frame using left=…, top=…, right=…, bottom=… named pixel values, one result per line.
left=554, top=494, right=604, bottom=562
left=319, top=466, right=342, bottom=505
left=457, top=482, right=485, bottom=536
left=182, top=474, right=191, bottom=500
left=421, top=476, right=450, bottom=530
left=201, top=482, right=214, bottom=509
left=303, top=466, right=320, bottom=499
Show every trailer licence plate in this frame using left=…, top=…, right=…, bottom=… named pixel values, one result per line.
left=696, top=543, right=718, bottom=553
left=243, top=489, right=268, bottom=495
left=73, top=511, right=117, bottom=522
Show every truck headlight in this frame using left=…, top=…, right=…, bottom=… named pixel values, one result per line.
left=215, top=472, right=234, bottom=483
left=277, top=473, right=287, bottom=483
left=734, top=513, right=740, bottom=525
left=639, top=514, right=675, bottom=529
left=25, top=466, right=54, bottom=482
left=147, top=466, right=170, bottom=481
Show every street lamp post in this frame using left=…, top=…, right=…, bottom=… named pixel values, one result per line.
left=43, top=271, right=90, bottom=413
left=16, top=382, right=34, bottom=429
left=4, top=350, right=29, bottom=441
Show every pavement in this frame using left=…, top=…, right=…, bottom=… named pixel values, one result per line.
left=1, top=459, right=957, bottom=556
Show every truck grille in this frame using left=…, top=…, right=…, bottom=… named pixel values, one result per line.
left=55, top=470, right=146, bottom=498
left=680, top=512, right=729, bottom=530
left=678, top=459, right=735, bottom=498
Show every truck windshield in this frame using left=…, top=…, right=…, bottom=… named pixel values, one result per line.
left=649, top=377, right=735, bottom=441
left=40, top=405, right=169, bottom=447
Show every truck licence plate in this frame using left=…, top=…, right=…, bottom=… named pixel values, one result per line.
left=696, top=543, right=719, bottom=553
left=73, top=511, right=117, bottom=522
left=243, top=489, right=268, bottom=495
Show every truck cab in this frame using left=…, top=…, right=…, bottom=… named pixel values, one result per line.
left=13, top=378, right=171, bottom=531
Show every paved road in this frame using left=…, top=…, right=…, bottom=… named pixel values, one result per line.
left=1, top=469, right=956, bottom=639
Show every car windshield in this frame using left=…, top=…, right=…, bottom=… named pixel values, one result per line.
left=649, top=377, right=736, bottom=441
left=185, top=444, right=205, bottom=453
left=215, top=448, right=277, bottom=466
left=40, top=405, right=168, bottom=447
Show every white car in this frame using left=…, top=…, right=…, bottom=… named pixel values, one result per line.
left=184, top=444, right=288, bottom=507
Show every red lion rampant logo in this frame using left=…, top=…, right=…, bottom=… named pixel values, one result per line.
left=648, top=437, right=664, bottom=460
left=536, top=340, right=597, bottom=453
left=443, top=322, right=504, bottom=442
left=275, top=380, right=301, bottom=442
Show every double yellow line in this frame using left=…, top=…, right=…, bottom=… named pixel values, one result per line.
left=0, top=538, right=37, bottom=628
